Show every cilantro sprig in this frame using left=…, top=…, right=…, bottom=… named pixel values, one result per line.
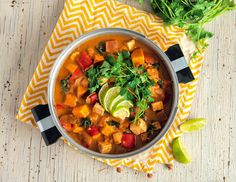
left=86, top=51, right=154, bottom=122
left=150, top=0, right=236, bottom=47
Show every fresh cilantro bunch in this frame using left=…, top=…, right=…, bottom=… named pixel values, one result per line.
left=86, top=50, right=154, bottom=122
left=150, top=0, right=236, bottom=46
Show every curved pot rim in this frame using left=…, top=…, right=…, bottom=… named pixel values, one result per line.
left=48, top=28, right=179, bottom=159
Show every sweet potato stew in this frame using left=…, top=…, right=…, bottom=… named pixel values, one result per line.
left=54, top=35, right=172, bottom=154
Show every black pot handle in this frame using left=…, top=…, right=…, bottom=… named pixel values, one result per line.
left=31, top=104, right=62, bottom=146
left=165, top=44, right=194, bottom=83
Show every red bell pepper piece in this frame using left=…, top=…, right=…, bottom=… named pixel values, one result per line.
left=88, top=126, right=100, bottom=136
left=60, top=120, right=74, bottom=132
left=121, top=133, right=136, bottom=149
left=77, top=51, right=93, bottom=70
left=69, top=67, right=83, bottom=81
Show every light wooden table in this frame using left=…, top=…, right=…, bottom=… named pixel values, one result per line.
left=0, top=0, right=235, bottom=182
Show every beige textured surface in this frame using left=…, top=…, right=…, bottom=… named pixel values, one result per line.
left=0, top=0, right=235, bottom=181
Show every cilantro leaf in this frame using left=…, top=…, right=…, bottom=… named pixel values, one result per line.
left=86, top=66, right=100, bottom=93
left=80, top=118, right=92, bottom=128
left=150, top=0, right=236, bottom=47
left=107, top=121, right=120, bottom=128
left=60, top=74, right=71, bottom=93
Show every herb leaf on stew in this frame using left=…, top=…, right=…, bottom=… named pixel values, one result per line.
left=60, top=74, right=71, bottom=93
left=107, top=121, right=120, bottom=128
left=86, top=50, right=154, bottom=123
left=80, top=118, right=92, bottom=128
left=96, top=41, right=106, bottom=55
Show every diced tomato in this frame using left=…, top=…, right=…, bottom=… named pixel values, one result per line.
left=86, top=93, right=98, bottom=105
left=60, top=119, right=74, bottom=132
left=69, top=67, right=83, bottom=81
left=77, top=51, right=93, bottom=70
left=90, top=93, right=98, bottom=104
left=56, top=104, right=64, bottom=110
left=88, top=126, right=100, bottom=136
left=121, top=133, right=136, bottom=149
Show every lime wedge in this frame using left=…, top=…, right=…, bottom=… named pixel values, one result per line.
left=98, top=83, right=109, bottom=106
left=108, top=95, right=124, bottom=112
left=180, top=118, right=207, bottom=133
left=172, top=137, right=191, bottom=164
left=115, top=100, right=133, bottom=110
left=103, top=87, right=120, bottom=111
left=112, top=106, right=130, bottom=120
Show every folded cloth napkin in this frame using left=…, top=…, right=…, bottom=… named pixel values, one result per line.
left=17, top=0, right=205, bottom=173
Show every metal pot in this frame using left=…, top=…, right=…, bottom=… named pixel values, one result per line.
left=31, top=28, right=194, bottom=159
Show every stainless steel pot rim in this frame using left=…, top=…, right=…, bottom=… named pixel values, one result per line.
left=48, top=28, right=179, bottom=159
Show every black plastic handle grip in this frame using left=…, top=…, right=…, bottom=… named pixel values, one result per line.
left=165, top=44, right=194, bottom=83
left=31, top=104, right=61, bottom=146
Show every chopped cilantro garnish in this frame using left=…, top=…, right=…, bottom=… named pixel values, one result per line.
left=86, top=51, right=154, bottom=122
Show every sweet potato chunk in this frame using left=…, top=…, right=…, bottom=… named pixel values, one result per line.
left=94, top=54, right=104, bottom=64
left=131, top=48, right=144, bottom=67
left=72, top=105, right=90, bottom=118
left=113, top=132, right=123, bottom=144
left=98, top=141, right=112, bottom=154
left=130, top=118, right=147, bottom=135
left=81, top=77, right=89, bottom=88
left=77, top=86, right=88, bottom=97
left=73, top=124, right=84, bottom=133
left=151, top=101, right=164, bottom=111
left=101, top=124, right=116, bottom=136
left=64, top=94, right=78, bottom=107
left=70, top=51, right=80, bottom=61
left=90, top=112, right=100, bottom=124
left=65, top=63, right=78, bottom=74
left=106, top=40, right=119, bottom=53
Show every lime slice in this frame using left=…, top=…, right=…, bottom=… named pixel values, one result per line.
left=103, top=87, right=120, bottom=111
left=180, top=118, right=207, bottom=133
left=115, top=100, right=133, bottom=110
left=108, top=95, right=124, bottom=112
left=98, top=83, right=109, bottom=106
left=112, top=106, right=130, bottom=120
left=172, top=137, right=191, bottom=164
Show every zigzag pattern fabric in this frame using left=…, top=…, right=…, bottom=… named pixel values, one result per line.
left=17, top=0, right=205, bottom=173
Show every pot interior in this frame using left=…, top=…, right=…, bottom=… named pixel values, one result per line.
left=48, top=28, right=179, bottom=159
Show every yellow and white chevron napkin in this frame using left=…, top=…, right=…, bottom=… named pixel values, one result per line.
left=17, top=0, right=205, bottom=173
